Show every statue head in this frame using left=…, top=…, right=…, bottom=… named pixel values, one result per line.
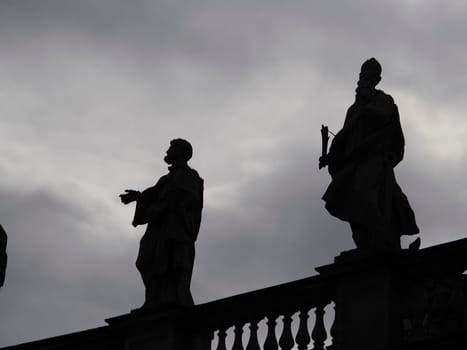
left=358, top=57, right=382, bottom=88
left=164, top=138, right=193, bottom=165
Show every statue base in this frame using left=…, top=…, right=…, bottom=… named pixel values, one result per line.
left=316, top=248, right=405, bottom=350
left=105, top=306, right=203, bottom=350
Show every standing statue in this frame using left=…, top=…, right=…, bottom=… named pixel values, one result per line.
left=120, top=139, right=204, bottom=308
left=320, top=58, right=419, bottom=251
left=0, top=224, right=7, bottom=287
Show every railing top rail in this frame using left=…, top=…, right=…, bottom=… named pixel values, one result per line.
left=397, top=237, right=467, bottom=277
left=190, top=273, right=333, bottom=330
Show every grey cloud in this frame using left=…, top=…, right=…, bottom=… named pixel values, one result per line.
left=194, top=144, right=352, bottom=302
left=0, top=185, right=141, bottom=346
left=398, top=149, right=467, bottom=245
left=3, top=0, right=466, bottom=118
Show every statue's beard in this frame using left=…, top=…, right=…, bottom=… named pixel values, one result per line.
left=164, top=155, right=172, bottom=165
left=356, top=76, right=377, bottom=96
left=357, top=78, right=373, bottom=88
left=356, top=83, right=375, bottom=100
left=356, top=85, right=372, bottom=94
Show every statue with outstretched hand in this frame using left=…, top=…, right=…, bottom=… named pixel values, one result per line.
left=120, top=139, right=203, bottom=309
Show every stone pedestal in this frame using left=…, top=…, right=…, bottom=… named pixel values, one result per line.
left=105, top=307, right=209, bottom=350
left=317, top=250, right=404, bottom=350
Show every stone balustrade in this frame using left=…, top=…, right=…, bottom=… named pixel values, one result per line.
left=4, top=238, right=467, bottom=350
left=190, top=275, right=335, bottom=350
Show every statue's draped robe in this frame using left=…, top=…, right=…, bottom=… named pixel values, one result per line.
left=132, top=164, right=203, bottom=307
left=0, top=224, right=6, bottom=287
left=323, top=90, right=419, bottom=248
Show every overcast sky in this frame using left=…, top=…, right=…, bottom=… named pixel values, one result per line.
left=1, top=0, right=467, bottom=346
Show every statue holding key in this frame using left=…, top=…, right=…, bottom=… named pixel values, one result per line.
left=319, top=58, right=419, bottom=251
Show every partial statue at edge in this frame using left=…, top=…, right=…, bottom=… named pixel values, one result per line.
left=319, top=58, right=419, bottom=251
left=0, top=224, right=7, bottom=288
left=120, top=139, right=204, bottom=309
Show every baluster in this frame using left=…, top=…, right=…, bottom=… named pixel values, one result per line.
left=216, top=328, right=227, bottom=350
left=311, top=304, right=327, bottom=350
left=279, top=313, right=295, bottom=350
left=327, top=303, right=337, bottom=350
left=246, top=319, right=261, bottom=350
left=232, top=323, right=245, bottom=350
left=295, top=308, right=311, bottom=350
left=264, top=315, right=279, bottom=350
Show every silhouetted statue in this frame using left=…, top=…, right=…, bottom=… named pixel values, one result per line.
left=120, top=139, right=203, bottom=308
left=0, top=224, right=7, bottom=287
left=320, top=58, right=419, bottom=251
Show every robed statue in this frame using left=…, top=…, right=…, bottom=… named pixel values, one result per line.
left=120, top=139, right=204, bottom=308
left=320, top=58, right=419, bottom=251
left=0, top=224, right=7, bottom=287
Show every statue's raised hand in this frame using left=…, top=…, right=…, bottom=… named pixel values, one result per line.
left=319, top=154, right=329, bottom=169
left=120, top=189, right=141, bottom=204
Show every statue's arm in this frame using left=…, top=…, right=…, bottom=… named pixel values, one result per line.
left=119, top=189, right=141, bottom=204
left=129, top=184, right=187, bottom=228
left=120, top=184, right=164, bottom=226
left=131, top=183, right=166, bottom=226
left=370, top=95, right=405, bottom=166
left=389, top=105, right=405, bottom=166
left=120, top=177, right=165, bottom=205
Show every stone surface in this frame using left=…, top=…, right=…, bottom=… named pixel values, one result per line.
left=317, top=250, right=403, bottom=350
